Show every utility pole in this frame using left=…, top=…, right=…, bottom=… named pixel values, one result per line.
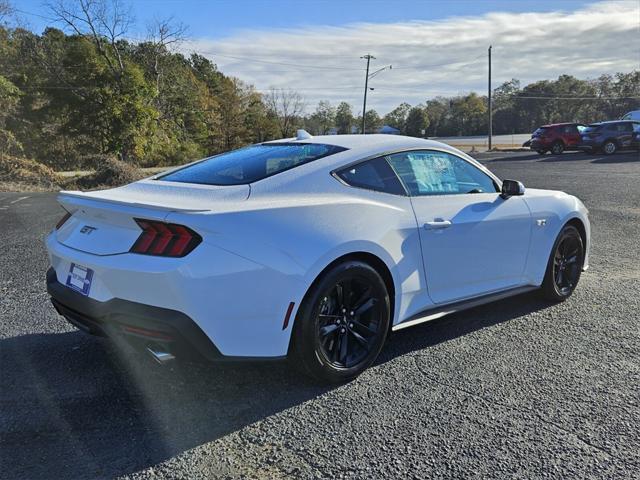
left=488, top=45, right=493, bottom=150
left=361, top=54, right=374, bottom=134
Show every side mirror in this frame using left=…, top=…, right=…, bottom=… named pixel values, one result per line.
left=501, top=179, right=525, bottom=199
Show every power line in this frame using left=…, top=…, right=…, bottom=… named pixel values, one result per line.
left=390, top=54, right=485, bottom=70
left=13, top=8, right=56, bottom=22
left=196, top=51, right=363, bottom=71
left=514, top=95, right=640, bottom=100
left=205, top=51, right=486, bottom=72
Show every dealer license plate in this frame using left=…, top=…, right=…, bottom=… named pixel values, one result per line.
left=65, top=263, right=94, bottom=296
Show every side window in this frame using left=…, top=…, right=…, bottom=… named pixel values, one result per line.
left=386, top=150, right=498, bottom=196
left=619, top=123, right=633, bottom=132
left=564, top=125, right=576, bottom=134
left=335, top=157, right=406, bottom=195
left=577, top=125, right=587, bottom=133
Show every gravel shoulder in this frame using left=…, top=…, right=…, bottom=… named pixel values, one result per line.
left=1, top=150, right=639, bottom=479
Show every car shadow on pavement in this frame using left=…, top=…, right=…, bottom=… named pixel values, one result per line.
left=481, top=151, right=639, bottom=164
left=480, top=153, right=544, bottom=162
left=0, top=291, right=551, bottom=479
left=380, top=291, right=550, bottom=362
left=538, top=152, right=597, bottom=162
left=590, top=152, right=640, bottom=164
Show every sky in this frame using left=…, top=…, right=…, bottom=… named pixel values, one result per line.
left=13, top=0, right=640, bottom=114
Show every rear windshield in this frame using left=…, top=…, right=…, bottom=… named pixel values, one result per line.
left=158, top=143, right=347, bottom=186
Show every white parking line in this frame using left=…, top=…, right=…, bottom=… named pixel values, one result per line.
left=9, top=196, right=30, bottom=205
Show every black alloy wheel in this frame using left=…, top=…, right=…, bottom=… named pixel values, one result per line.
left=316, top=278, right=382, bottom=368
left=541, top=225, right=584, bottom=301
left=291, top=260, right=390, bottom=383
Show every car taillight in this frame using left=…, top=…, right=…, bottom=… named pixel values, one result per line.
left=55, top=211, right=71, bottom=230
left=130, top=219, right=202, bottom=257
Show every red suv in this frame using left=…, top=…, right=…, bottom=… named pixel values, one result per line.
left=527, top=122, right=586, bottom=155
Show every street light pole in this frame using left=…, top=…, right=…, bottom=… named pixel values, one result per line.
left=361, top=54, right=374, bottom=134
left=488, top=45, right=493, bottom=150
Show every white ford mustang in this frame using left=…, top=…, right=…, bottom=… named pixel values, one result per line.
left=46, top=133, right=590, bottom=382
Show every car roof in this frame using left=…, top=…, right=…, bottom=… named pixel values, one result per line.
left=589, top=120, right=639, bottom=125
left=540, top=122, right=582, bottom=127
left=258, top=133, right=500, bottom=189
left=265, top=133, right=444, bottom=152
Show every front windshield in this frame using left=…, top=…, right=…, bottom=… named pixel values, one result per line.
left=158, top=143, right=347, bottom=186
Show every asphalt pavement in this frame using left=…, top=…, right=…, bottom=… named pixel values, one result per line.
left=1, top=150, right=639, bottom=479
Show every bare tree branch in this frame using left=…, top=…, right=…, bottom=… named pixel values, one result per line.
left=264, top=88, right=306, bottom=137
left=47, top=0, right=133, bottom=79
left=146, top=16, right=188, bottom=91
left=0, top=0, right=14, bottom=23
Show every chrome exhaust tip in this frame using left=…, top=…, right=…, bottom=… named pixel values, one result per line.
left=146, top=345, right=175, bottom=365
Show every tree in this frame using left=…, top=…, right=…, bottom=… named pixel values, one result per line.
left=383, top=102, right=411, bottom=133
left=47, top=0, right=157, bottom=162
left=361, top=109, right=382, bottom=133
left=0, top=74, right=21, bottom=158
left=449, top=93, right=486, bottom=136
left=424, top=98, right=449, bottom=136
left=242, top=87, right=277, bottom=143
left=492, top=79, right=522, bottom=134
left=306, top=101, right=335, bottom=135
left=215, top=78, right=249, bottom=150
left=48, top=0, right=132, bottom=78
left=405, top=106, right=429, bottom=137
left=145, top=16, right=188, bottom=93
left=264, top=88, right=305, bottom=137
left=335, top=101, right=354, bottom=134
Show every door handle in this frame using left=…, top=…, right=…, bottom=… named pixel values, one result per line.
left=424, top=219, right=452, bottom=230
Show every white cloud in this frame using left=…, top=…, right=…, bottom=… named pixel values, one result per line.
left=181, top=0, right=640, bottom=114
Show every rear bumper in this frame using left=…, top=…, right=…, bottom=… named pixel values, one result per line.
left=46, top=231, right=302, bottom=358
left=46, top=267, right=223, bottom=361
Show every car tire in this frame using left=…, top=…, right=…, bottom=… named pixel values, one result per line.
left=536, top=150, right=546, bottom=155
left=550, top=141, right=564, bottom=155
left=603, top=140, right=617, bottom=155
left=541, top=224, right=584, bottom=302
left=291, top=260, right=391, bottom=383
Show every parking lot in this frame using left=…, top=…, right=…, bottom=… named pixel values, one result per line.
left=1, top=150, right=639, bottom=479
